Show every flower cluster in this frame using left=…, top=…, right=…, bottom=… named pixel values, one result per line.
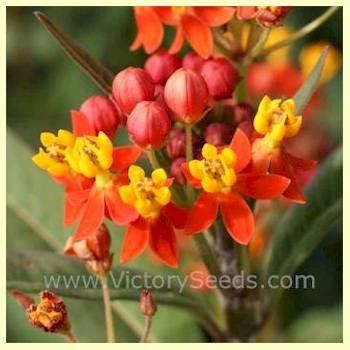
left=32, top=6, right=330, bottom=270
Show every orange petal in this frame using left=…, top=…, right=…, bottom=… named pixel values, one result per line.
left=162, top=202, right=188, bottom=229
left=132, top=6, right=164, bottom=54
left=73, top=187, right=105, bottom=241
left=63, top=195, right=84, bottom=227
left=153, top=6, right=177, bottom=25
left=104, top=184, right=138, bottom=225
left=149, top=215, right=178, bottom=268
left=271, top=149, right=306, bottom=204
left=66, top=188, right=90, bottom=206
left=120, top=217, right=149, bottom=264
left=185, top=192, right=218, bottom=234
left=194, top=7, right=235, bottom=27
left=181, top=13, right=213, bottom=59
left=130, top=32, right=142, bottom=51
left=229, top=128, right=252, bottom=173
left=220, top=192, right=254, bottom=245
left=250, top=139, right=273, bottom=174
left=169, top=25, right=185, bottom=54
left=236, top=6, right=257, bottom=20
left=236, top=173, right=290, bottom=199
left=111, top=145, right=143, bottom=172
left=71, top=110, right=95, bottom=136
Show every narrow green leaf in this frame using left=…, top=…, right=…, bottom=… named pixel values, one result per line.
left=34, top=11, right=114, bottom=94
left=293, top=47, right=328, bottom=115
left=263, top=147, right=342, bottom=300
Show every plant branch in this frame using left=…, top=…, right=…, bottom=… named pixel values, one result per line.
left=258, top=6, right=340, bottom=58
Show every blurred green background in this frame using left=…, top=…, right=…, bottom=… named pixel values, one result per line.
left=7, top=6, right=342, bottom=342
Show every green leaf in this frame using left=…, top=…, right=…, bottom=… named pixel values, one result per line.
left=6, top=129, right=205, bottom=342
left=263, top=147, right=342, bottom=300
left=287, top=305, right=342, bottom=342
left=34, top=11, right=114, bottom=94
left=293, top=47, right=328, bottom=115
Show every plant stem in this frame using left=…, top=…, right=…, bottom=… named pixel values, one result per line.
left=193, top=233, right=221, bottom=279
left=147, top=148, right=161, bottom=169
left=258, top=6, right=340, bottom=58
left=184, top=123, right=195, bottom=204
left=243, top=27, right=271, bottom=66
left=100, top=272, right=116, bottom=343
left=140, top=316, right=153, bottom=343
left=61, top=330, right=77, bottom=343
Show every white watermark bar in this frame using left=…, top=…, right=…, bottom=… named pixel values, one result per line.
left=42, top=271, right=315, bottom=294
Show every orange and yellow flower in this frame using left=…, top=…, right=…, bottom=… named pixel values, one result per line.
left=183, top=129, right=290, bottom=244
left=118, top=165, right=188, bottom=267
left=251, top=96, right=317, bottom=203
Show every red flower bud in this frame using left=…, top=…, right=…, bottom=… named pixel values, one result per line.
left=154, top=84, right=165, bottom=105
left=140, top=290, right=157, bottom=317
left=182, top=52, right=206, bottom=73
left=204, top=123, right=232, bottom=147
left=232, top=102, right=254, bottom=124
left=79, top=95, right=121, bottom=139
left=256, top=6, right=291, bottom=27
left=166, top=128, right=186, bottom=158
left=170, top=157, right=187, bottom=185
left=112, top=67, right=155, bottom=114
left=64, top=224, right=112, bottom=274
left=127, top=101, right=171, bottom=149
left=201, top=58, right=240, bottom=100
left=145, top=50, right=182, bottom=85
left=164, top=68, right=209, bottom=123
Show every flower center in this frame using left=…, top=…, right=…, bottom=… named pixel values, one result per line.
left=189, top=144, right=237, bottom=194
left=119, top=166, right=171, bottom=219
left=29, top=299, right=64, bottom=330
left=66, top=132, right=113, bottom=178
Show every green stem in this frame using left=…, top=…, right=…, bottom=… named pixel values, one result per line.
left=147, top=148, right=161, bottom=169
left=258, top=6, right=340, bottom=58
left=184, top=123, right=195, bottom=204
left=243, top=27, right=271, bottom=66
left=61, top=330, right=77, bottom=343
left=140, top=316, right=153, bottom=343
left=193, top=233, right=221, bottom=279
left=100, top=273, right=116, bottom=343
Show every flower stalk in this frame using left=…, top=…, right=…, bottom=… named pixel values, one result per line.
left=185, top=122, right=195, bottom=204
left=99, top=272, right=116, bottom=343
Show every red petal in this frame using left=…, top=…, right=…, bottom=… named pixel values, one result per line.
left=71, top=110, right=95, bottom=136
left=169, top=25, right=185, bottom=54
left=236, top=173, right=290, bottom=199
left=286, top=151, right=318, bottom=171
left=181, top=13, right=213, bottom=59
left=185, top=192, right=218, bottom=234
left=132, top=6, right=164, bottom=54
left=149, top=215, right=178, bottom=268
left=111, top=145, right=143, bottom=172
left=182, top=162, right=202, bottom=189
left=162, top=202, right=188, bottom=229
left=73, top=187, right=105, bottom=241
left=120, top=217, right=149, bottom=264
left=229, top=128, right=252, bottom=173
left=104, top=184, right=138, bottom=225
left=194, top=7, right=235, bottom=27
left=271, top=149, right=306, bottom=204
left=220, top=193, right=254, bottom=245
